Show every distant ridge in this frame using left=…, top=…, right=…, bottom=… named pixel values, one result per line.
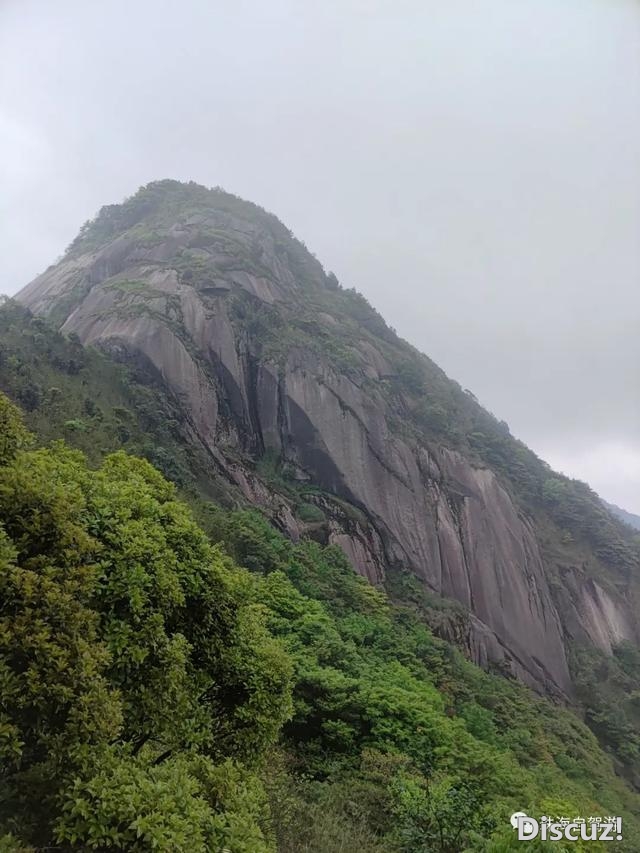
left=605, top=500, right=640, bottom=531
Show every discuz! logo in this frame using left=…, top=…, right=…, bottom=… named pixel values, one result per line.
left=510, top=811, right=623, bottom=842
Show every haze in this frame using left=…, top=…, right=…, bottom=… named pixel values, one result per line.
left=1, top=0, right=639, bottom=512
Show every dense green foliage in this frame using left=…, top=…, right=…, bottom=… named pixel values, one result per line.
left=0, top=397, right=290, bottom=851
left=1, top=393, right=637, bottom=850
left=571, top=642, right=640, bottom=787
left=205, top=509, right=638, bottom=851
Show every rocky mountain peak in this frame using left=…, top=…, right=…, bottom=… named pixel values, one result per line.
left=23, top=180, right=327, bottom=316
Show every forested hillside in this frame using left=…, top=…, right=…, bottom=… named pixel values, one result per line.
left=0, top=390, right=638, bottom=852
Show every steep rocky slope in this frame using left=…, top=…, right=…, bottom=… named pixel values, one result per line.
left=16, top=180, right=640, bottom=699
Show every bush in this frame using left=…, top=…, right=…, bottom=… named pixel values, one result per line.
left=297, top=501, right=326, bottom=523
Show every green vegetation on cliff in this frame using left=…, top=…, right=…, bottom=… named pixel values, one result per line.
left=0, top=299, right=233, bottom=504
left=0, top=391, right=637, bottom=851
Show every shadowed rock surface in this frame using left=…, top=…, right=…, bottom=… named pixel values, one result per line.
left=18, top=180, right=640, bottom=697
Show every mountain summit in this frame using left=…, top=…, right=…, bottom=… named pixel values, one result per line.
left=17, top=180, right=640, bottom=699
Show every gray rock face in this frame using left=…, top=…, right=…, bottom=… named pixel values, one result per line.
left=17, top=182, right=636, bottom=697
left=276, top=355, right=571, bottom=692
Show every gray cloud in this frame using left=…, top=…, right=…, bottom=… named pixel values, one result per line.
left=1, top=0, right=639, bottom=510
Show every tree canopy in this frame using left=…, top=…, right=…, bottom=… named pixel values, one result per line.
left=1, top=392, right=638, bottom=851
left=0, top=395, right=290, bottom=851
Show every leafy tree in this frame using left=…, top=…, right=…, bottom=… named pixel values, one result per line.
left=0, top=394, right=291, bottom=850
left=390, top=773, right=493, bottom=852
left=0, top=393, right=32, bottom=464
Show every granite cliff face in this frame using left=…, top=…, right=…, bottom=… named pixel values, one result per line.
left=17, top=180, right=639, bottom=697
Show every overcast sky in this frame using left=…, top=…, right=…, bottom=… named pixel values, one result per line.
left=1, top=0, right=639, bottom=512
